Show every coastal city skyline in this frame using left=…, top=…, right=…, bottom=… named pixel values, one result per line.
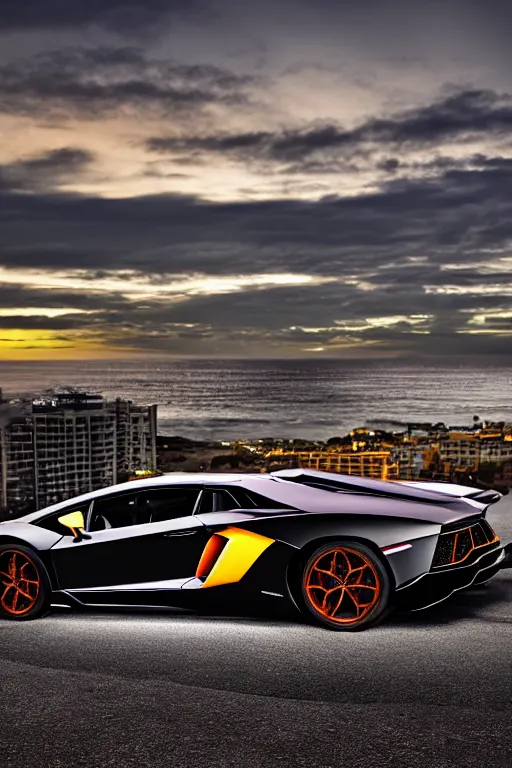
left=1, top=0, right=512, bottom=361
left=1, top=381, right=511, bottom=518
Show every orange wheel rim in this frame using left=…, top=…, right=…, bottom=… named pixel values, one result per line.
left=304, top=547, right=381, bottom=625
left=0, top=550, right=40, bottom=616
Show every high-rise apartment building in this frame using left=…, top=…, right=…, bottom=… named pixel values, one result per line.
left=32, top=394, right=117, bottom=509
left=113, top=397, right=158, bottom=479
left=0, top=405, right=35, bottom=514
left=0, top=392, right=157, bottom=517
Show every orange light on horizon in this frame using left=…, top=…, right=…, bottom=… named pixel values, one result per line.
left=0, top=329, right=143, bottom=361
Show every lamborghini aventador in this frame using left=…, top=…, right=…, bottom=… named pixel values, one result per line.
left=0, top=470, right=509, bottom=630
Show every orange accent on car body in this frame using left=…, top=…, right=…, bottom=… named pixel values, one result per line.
left=437, top=523, right=500, bottom=568
left=200, top=527, right=275, bottom=588
left=451, top=533, right=459, bottom=563
left=196, top=534, right=227, bottom=580
left=458, top=531, right=500, bottom=563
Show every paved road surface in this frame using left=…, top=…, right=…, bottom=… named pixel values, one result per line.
left=1, top=497, right=511, bottom=767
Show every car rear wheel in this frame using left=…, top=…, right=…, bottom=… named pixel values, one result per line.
left=0, top=545, right=52, bottom=621
left=300, top=540, right=391, bottom=631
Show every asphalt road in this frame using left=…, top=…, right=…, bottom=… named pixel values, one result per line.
left=1, top=497, right=511, bottom=768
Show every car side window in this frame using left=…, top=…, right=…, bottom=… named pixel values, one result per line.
left=214, top=490, right=241, bottom=512
left=85, top=488, right=202, bottom=531
left=136, top=488, right=201, bottom=524
left=88, top=492, right=140, bottom=531
left=235, top=488, right=291, bottom=509
left=197, top=490, right=215, bottom=514
left=197, top=489, right=240, bottom=514
left=36, top=503, right=92, bottom=536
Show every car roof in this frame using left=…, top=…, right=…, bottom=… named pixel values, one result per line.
left=18, top=470, right=466, bottom=526
left=19, top=473, right=280, bottom=521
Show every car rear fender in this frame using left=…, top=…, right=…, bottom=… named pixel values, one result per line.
left=237, top=514, right=441, bottom=589
left=285, top=534, right=398, bottom=601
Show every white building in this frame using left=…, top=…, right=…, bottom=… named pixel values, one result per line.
left=0, top=392, right=157, bottom=516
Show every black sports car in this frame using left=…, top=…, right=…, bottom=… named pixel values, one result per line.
left=0, top=470, right=510, bottom=630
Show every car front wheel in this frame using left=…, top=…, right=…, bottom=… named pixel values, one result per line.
left=300, top=540, right=391, bottom=631
left=0, top=545, right=52, bottom=621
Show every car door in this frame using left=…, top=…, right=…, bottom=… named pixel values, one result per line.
left=51, top=486, right=208, bottom=592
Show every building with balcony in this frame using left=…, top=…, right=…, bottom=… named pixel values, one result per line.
left=0, top=392, right=157, bottom=517
left=0, top=405, right=35, bottom=516
left=265, top=449, right=399, bottom=480
left=390, top=445, right=427, bottom=480
left=478, top=435, right=512, bottom=466
left=438, top=434, right=480, bottom=471
left=32, top=395, right=117, bottom=509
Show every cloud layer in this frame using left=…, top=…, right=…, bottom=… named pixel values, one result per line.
left=0, top=1, right=207, bottom=34
left=1, top=151, right=511, bottom=357
left=0, top=47, right=254, bottom=119
left=0, top=1, right=511, bottom=358
left=147, top=88, right=512, bottom=173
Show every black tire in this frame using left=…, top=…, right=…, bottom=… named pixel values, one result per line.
left=299, top=540, right=391, bottom=631
left=0, top=544, right=52, bottom=621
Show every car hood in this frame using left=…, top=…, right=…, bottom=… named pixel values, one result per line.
left=0, top=520, right=62, bottom=550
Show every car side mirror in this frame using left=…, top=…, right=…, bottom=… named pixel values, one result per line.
left=58, top=511, right=92, bottom=543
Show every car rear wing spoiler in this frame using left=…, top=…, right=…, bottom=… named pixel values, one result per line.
left=400, top=481, right=502, bottom=506
left=273, top=470, right=503, bottom=508
left=464, top=489, right=502, bottom=505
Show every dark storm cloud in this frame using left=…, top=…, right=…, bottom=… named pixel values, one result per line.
left=0, top=315, right=97, bottom=331
left=0, top=1, right=209, bottom=35
left=130, top=283, right=508, bottom=334
left=147, top=89, right=512, bottom=166
left=1, top=277, right=509, bottom=357
left=0, top=283, right=131, bottom=312
left=1, top=150, right=511, bottom=356
left=0, top=148, right=94, bottom=192
left=0, top=47, right=253, bottom=118
left=3, top=0, right=510, bottom=40
left=2, top=157, right=512, bottom=274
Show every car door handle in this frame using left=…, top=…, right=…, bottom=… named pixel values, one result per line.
left=162, top=530, right=197, bottom=538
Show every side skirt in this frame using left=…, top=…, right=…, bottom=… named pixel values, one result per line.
left=52, top=588, right=200, bottom=610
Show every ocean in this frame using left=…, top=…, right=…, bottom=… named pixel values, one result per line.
left=0, top=359, right=511, bottom=441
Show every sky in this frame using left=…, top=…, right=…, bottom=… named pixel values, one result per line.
left=0, top=0, right=511, bottom=361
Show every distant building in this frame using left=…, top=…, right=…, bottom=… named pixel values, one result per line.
left=438, top=433, right=480, bottom=471
left=0, top=405, right=35, bottom=515
left=490, top=460, right=512, bottom=490
left=391, top=445, right=426, bottom=479
left=478, top=436, right=512, bottom=466
left=0, top=392, right=157, bottom=516
left=265, top=449, right=399, bottom=480
left=113, top=397, right=158, bottom=482
left=31, top=394, right=117, bottom=509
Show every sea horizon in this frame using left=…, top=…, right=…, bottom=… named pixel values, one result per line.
left=1, top=358, right=511, bottom=441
